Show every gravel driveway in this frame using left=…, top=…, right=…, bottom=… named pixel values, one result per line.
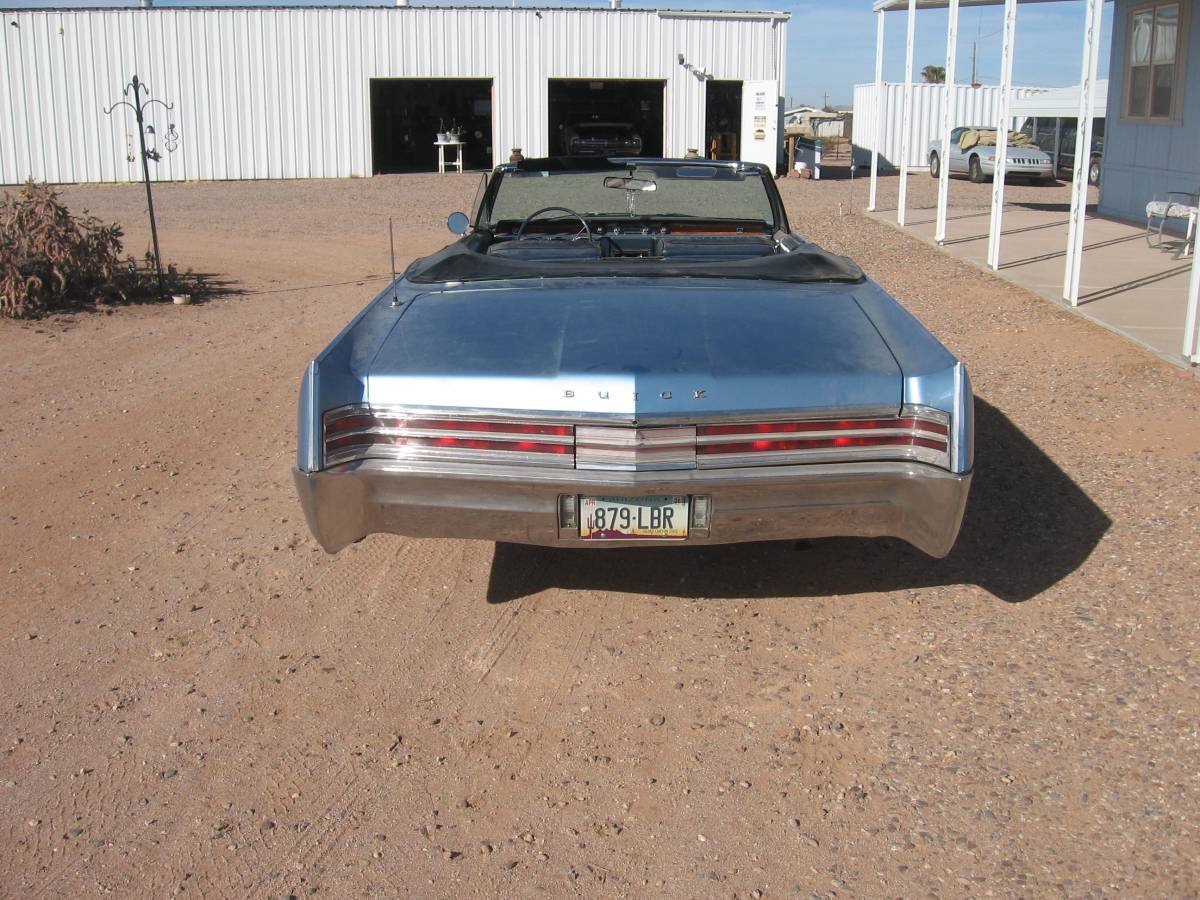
left=1, top=167, right=1197, bottom=898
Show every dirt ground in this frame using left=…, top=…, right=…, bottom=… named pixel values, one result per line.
left=1, top=165, right=1198, bottom=899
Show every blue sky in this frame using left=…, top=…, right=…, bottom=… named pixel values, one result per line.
left=661, top=0, right=1113, bottom=107
left=12, top=0, right=1112, bottom=108
left=781, top=0, right=1112, bottom=107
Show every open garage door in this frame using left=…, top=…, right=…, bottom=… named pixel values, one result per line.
left=706, top=80, right=742, bottom=160
left=548, top=79, right=664, bottom=158
left=370, top=79, right=493, bottom=174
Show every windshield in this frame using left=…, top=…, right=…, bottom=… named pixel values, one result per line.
left=484, top=163, right=781, bottom=230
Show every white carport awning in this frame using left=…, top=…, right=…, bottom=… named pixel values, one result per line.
left=1011, top=81, right=1108, bottom=117
left=867, top=0, right=1109, bottom=317
left=873, top=0, right=1063, bottom=8
left=869, top=0, right=1198, bottom=365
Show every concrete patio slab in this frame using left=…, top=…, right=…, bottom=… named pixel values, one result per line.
left=871, top=196, right=1195, bottom=369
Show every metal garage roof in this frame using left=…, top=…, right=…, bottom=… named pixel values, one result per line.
left=0, top=4, right=788, bottom=16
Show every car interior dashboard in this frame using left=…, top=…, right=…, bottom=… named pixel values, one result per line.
left=484, top=219, right=778, bottom=263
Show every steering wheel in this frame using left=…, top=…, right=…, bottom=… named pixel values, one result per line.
left=515, top=206, right=595, bottom=244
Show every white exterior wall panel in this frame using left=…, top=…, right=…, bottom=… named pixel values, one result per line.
left=0, top=6, right=786, bottom=184
left=853, top=81, right=1044, bottom=169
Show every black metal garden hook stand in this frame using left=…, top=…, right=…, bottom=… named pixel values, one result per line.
left=104, top=74, right=175, bottom=299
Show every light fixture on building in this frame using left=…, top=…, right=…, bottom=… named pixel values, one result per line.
left=677, top=54, right=711, bottom=81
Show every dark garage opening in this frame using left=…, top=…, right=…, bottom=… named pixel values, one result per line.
left=547, top=79, right=664, bottom=158
left=706, top=80, right=741, bottom=160
left=370, top=79, right=493, bottom=174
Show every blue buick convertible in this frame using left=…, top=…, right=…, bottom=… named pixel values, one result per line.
left=294, top=157, right=973, bottom=555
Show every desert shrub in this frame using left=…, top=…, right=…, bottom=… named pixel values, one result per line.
left=0, top=180, right=198, bottom=318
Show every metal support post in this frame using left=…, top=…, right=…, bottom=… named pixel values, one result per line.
left=986, top=0, right=1017, bottom=270
left=868, top=10, right=886, bottom=213
left=935, top=0, right=960, bottom=244
left=897, top=0, right=917, bottom=226
left=1184, top=230, right=1200, bottom=363
left=1063, top=0, right=1104, bottom=306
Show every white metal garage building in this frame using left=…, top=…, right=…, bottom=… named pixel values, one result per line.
left=0, top=3, right=788, bottom=184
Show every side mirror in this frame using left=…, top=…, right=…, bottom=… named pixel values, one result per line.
left=447, top=211, right=470, bottom=235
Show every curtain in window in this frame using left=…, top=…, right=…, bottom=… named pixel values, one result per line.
left=1131, top=10, right=1153, bottom=64
left=1152, top=3, right=1179, bottom=62
left=1152, top=4, right=1179, bottom=116
left=1128, top=3, right=1181, bottom=118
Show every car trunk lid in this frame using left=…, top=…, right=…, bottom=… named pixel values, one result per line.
left=367, top=281, right=901, bottom=420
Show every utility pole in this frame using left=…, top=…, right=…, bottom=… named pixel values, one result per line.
left=104, top=74, right=179, bottom=298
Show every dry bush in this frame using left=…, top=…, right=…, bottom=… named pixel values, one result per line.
left=0, top=180, right=197, bottom=319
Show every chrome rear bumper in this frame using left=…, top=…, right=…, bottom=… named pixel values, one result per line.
left=294, top=459, right=971, bottom=557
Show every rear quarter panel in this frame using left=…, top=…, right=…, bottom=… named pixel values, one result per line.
left=853, top=281, right=973, bottom=473
left=297, top=282, right=417, bottom=471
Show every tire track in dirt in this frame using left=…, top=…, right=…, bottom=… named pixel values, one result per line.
left=7, top=529, right=398, bottom=896
left=8, top=672, right=173, bottom=899
left=233, top=539, right=501, bottom=895
left=136, top=538, right=410, bottom=895
left=251, top=548, right=618, bottom=892
left=122, top=537, right=484, bottom=896
left=19, top=739, right=195, bottom=899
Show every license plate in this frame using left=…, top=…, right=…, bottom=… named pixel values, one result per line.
left=579, top=495, right=689, bottom=540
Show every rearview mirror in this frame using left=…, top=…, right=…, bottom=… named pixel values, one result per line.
left=447, top=211, right=470, bottom=235
left=603, top=176, right=657, bottom=192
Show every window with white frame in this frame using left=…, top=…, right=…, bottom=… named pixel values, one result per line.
left=1126, top=1, right=1185, bottom=120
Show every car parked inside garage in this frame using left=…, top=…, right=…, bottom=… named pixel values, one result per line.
left=560, top=120, right=644, bottom=157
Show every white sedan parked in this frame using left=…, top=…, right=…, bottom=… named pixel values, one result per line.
left=929, top=127, right=1055, bottom=184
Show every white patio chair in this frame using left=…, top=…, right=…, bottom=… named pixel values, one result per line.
left=1146, top=188, right=1198, bottom=258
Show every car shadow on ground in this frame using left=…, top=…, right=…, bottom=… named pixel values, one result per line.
left=485, top=400, right=1111, bottom=605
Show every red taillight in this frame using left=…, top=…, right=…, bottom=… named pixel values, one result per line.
left=696, top=413, right=951, bottom=469
left=322, top=407, right=575, bottom=468
left=325, top=414, right=375, bottom=435
left=699, top=434, right=948, bottom=455
left=427, top=435, right=571, bottom=454
left=322, top=406, right=952, bottom=471
left=698, top=418, right=949, bottom=437
left=407, top=419, right=572, bottom=437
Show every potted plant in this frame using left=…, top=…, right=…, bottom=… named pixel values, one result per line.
left=448, top=123, right=465, bottom=143
left=436, top=118, right=450, bottom=144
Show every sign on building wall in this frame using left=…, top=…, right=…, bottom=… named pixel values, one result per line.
left=740, top=81, right=780, bottom=170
